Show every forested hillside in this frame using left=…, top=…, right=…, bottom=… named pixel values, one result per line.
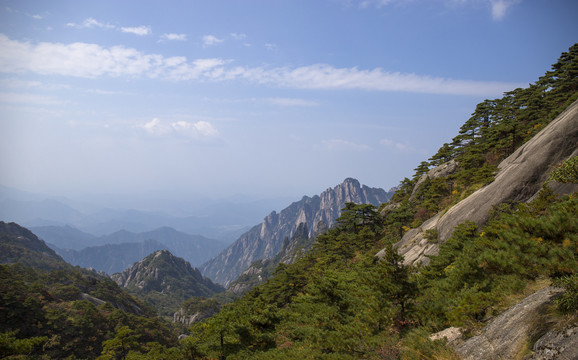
left=174, top=43, right=578, bottom=359
left=0, top=44, right=576, bottom=359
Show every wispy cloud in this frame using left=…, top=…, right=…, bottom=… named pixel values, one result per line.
left=380, top=138, right=417, bottom=153
left=66, top=17, right=115, bottom=30
left=121, top=25, right=151, bottom=36
left=0, top=92, right=64, bottom=106
left=160, top=33, right=187, bottom=41
left=202, top=35, right=224, bottom=47
left=143, top=118, right=218, bottom=139
left=489, top=0, right=520, bottom=20
left=67, top=17, right=151, bottom=35
left=230, top=33, right=247, bottom=40
left=359, top=0, right=522, bottom=20
left=0, top=35, right=524, bottom=96
left=266, top=98, right=319, bottom=107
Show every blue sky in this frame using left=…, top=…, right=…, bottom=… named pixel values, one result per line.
left=0, top=0, right=577, bottom=202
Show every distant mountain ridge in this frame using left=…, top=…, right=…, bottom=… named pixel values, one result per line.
left=1, top=187, right=291, bottom=242
left=201, top=178, right=392, bottom=286
left=36, top=226, right=227, bottom=274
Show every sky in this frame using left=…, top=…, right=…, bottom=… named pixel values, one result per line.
left=0, top=0, right=577, bottom=203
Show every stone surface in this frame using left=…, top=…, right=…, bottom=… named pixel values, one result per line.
left=528, top=325, right=578, bottom=360
left=437, top=100, right=578, bottom=243
left=455, top=287, right=564, bottom=360
left=410, top=159, right=458, bottom=201
left=111, top=249, right=223, bottom=297
left=387, top=100, right=578, bottom=266
left=430, top=327, right=463, bottom=346
left=201, top=178, right=392, bottom=286
left=173, top=307, right=218, bottom=327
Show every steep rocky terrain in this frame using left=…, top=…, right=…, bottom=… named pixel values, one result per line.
left=227, top=222, right=312, bottom=295
left=112, top=250, right=224, bottom=315
left=200, top=178, right=391, bottom=285
left=382, top=99, right=578, bottom=266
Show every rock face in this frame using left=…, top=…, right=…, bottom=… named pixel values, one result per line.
left=410, top=159, right=459, bottom=201
left=173, top=307, right=218, bottom=327
left=227, top=222, right=312, bottom=295
left=201, top=178, right=392, bottom=286
left=455, top=287, right=563, bottom=360
left=528, top=324, right=578, bottom=360
left=389, top=99, right=578, bottom=266
left=111, top=250, right=224, bottom=298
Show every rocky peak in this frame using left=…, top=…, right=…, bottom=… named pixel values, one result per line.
left=111, top=249, right=223, bottom=297
left=201, top=178, right=392, bottom=286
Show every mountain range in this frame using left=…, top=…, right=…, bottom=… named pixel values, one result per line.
left=0, top=188, right=292, bottom=242
left=201, top=177, right=393, bottom=286
left=32, top=226, right=226, bottom=274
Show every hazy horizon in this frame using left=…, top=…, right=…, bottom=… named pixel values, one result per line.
left=1, top=0, right=577, bottom=202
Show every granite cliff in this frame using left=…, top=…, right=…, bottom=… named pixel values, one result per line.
left=201, top=178, right=391, bottom=286
left=380, top=99, right=578, bottom=266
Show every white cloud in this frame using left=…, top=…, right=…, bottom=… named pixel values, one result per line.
left=360, top=0, right=522, bottom=20
left=160, top=33, right=187, bottom=41
left=143, top=118, right=218, bottom=139
left=264, top=43, right=278, bottom=52
left=0, top=35, right=523, bottom=96
left=489, top=0, right=520, bottom=20
left=67, top=18, right=152, bottom=35
left=202, top=35, right=224, bottom=47
left=321, top=139, right=371, bottom=151
left=266, top=98, right=319, bottom=107
left=67, top=17, right=114, bottom=30
left=0, top=92, right=64, bottom=106
left=120, top=26, right=151, bottom=36
left=230, top=33, right=247, bottom=40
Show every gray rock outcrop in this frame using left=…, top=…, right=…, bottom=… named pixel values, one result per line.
left=410, top=159, right=458, bottom=201
left=201, top=178, right=392, bottom=286
left=437, top=100, right=578, bottom=243
left=387, top=99, right=578, bottom=266
left=455, top=287, right=563, bottom=360
left=528, top=324, right=578, bottom=360
left=173, top=307, right=218, bottom=327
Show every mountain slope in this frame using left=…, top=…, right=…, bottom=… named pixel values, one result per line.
left=0, top=221, right=69, bottom=270
left=227, top=222, right=312, bottom=295
left=111, top=250, right=225, bottom=316
left=200, top=178, right=391, bottom=285
left=385, top=98, right=578, bottom=266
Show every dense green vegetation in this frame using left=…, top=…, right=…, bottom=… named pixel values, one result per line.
left=173, top=43, right=578, bottom=359
left=0, top=263, right=180, bottom=359
left=111, top=250, right=224, bottom=317
left=1, top=44, right=576, bottom=359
